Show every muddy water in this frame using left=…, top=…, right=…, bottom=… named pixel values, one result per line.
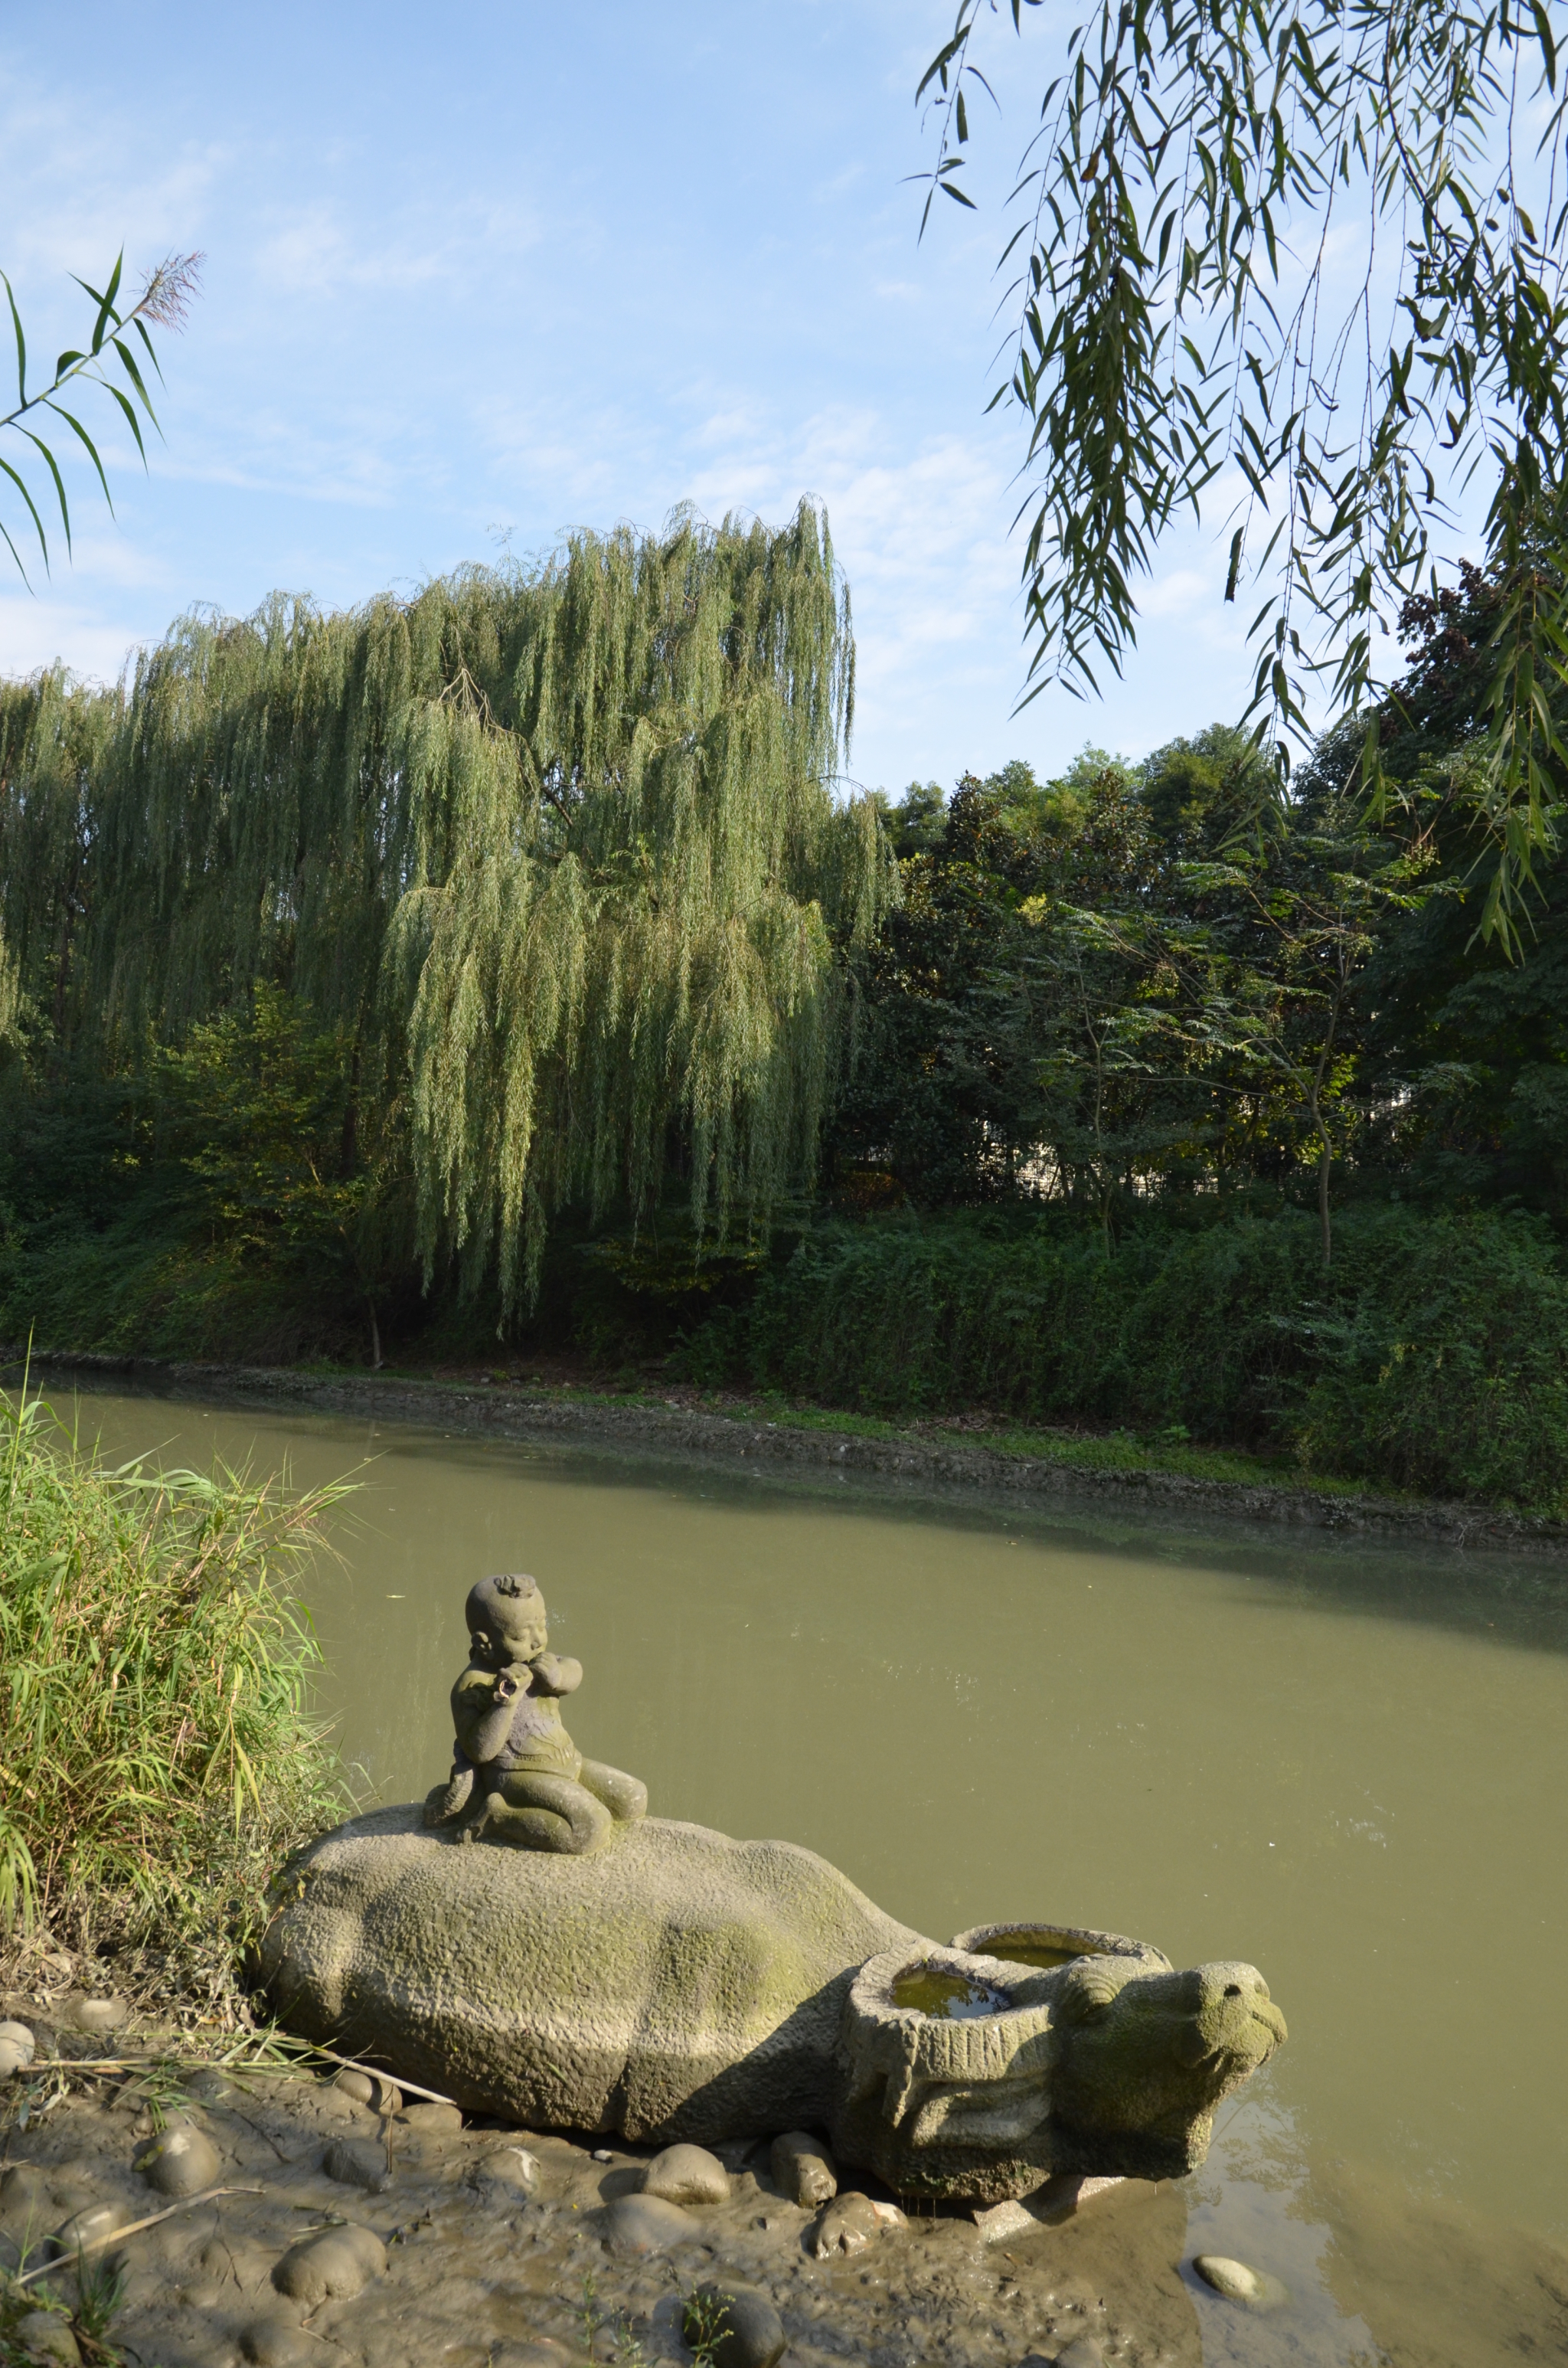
left=52, top=1385, right=1568, bottom=2366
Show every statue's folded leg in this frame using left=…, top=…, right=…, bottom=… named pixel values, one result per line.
left=423, top=1769, right=474, bottom=1827
left=579, top=1758, right=648, bottom=1823
left=475, top=1771, right=613, bottom=1855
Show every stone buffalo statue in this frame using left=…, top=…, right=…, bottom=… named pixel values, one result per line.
left=260, top=1808, right=1285, bottom=2205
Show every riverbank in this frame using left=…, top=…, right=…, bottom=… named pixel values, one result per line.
left=5, top=1980, right=1568, bottom=2368
left=14, top=1349, right=1568, bottom=1553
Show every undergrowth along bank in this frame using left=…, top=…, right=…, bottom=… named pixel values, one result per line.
left=675, top=1204, right=1568, bottom=1515
left=0, top=1380, right=349, bottom=1981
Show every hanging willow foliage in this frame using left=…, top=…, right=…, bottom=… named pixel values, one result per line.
left=0, top=502, right=891, bottom=1307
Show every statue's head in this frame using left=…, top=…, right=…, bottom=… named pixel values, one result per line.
left=832, top=1933, right=1286, bottom=2203
left=465, top=1572, right=547, bottom=1668
left=1047, top=1952, right=1286, bottom=2161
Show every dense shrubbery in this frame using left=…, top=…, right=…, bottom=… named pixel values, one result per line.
left=677, top=1205, right=1568, bottom=1511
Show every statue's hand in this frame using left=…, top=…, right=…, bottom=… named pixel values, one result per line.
left=529, top=1652, right=582, bottom=1696
left=494, top=1670, right=521, bottom=1703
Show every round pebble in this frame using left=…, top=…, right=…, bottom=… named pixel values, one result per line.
left=322, top=2134, right=390, bottom=2193
left=810, top=2190, right=882, bottom=2258
left=1194, top=2253, right=1290, bottom=2311
left=133, top=2117, right=220, bottom=2197
left=642, top=2141, right=728, bottom=2206
left=769, top=2129, right=836, bottom=2206
left=397, top=2100, right=462, bottom=2135
left=0, top=2019, right=36, bottom=2080
left=44, top=2202, right=129, bottom=2263
left=14, top=2310, right=80, bottom=2366
left=469, top=2145, right=541, bottom=2203
left=332, top=2066, right=400, bottom=2113
left=182, top=2067, right=238, bottom=2107
left=1054, top=2339, right=1106, bottom=2368
left=238, top=2316, right=314, bottom=2367
left=600, top=2192, right=700, bottom=2254
left=272, top=2222, right=387, bottom=2304
left=62, top=1996, right=127, bottom=2036
left=681, top=2281, right=786, bottom=2368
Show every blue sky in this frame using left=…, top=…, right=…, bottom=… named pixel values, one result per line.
left=2, top=2, right=1285, bottom=792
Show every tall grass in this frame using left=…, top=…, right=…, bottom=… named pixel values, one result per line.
left=0, top=1380, right=349, bottom=1954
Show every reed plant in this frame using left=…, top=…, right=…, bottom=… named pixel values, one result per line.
left=0, top=1379, right=349, bottom=1968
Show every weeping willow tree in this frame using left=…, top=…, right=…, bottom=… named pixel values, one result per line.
left=0, top=502, right=890, bottom=1310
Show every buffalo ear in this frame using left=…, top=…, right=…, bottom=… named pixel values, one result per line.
left=1054, top=1961, right=1122, bottom=2023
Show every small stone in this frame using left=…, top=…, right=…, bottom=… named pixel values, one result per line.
left=642, top=2141, right=728, bottom=2205
left=44, top=2203, right=128, bottom=2263
left=15, top=2310, right=80, bottom=2366
left=681, top=2282, right=787, bottom=2368
left=133, top=2116, right=220, bottom=2196
left=238, top=2317, right=313, bottom=2367
left=182, top=2067, right=238, bottom=2107
left=809, top=2190, right=882, bottom=2258
left=469, top=2145, right=541, bottom=2203
left=332, top=2066, right=400, bottom=2113
left=769, top=2129, right=837, bottom=2207
left=60, top=1995, right=127, bottom=2036
left=591, top=2147, right=615, bottom=2163
left=322, top=2134, right=390, bottom=2193
left=1194, top=2254, right=1289, bottom=2311
left=600, top=2193, right=700, bottom=2254
left=272, top=2222, right=387, bottom=2304
left=397, top=2099, right=462, bottom=2135
left=1054, top=2340, right=1106, bottom=2368
left=0, top=2018, right=36, bottom=2079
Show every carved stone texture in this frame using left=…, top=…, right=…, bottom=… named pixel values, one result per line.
left=261, top=1811, right=1284, bottom=2201
left=422, top=1572, right=646, bottom=1856
left=832, top=1935, right=1286, bottom=2203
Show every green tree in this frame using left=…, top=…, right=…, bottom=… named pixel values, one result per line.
left=155, top=986, right=411, bottom=1369
left=0, top=506, right=891, bottom=1315
left=916, top=1, right=1568, bottom=938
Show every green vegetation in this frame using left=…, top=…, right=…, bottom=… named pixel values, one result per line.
left=0, top=250, right=201, bottom=582
left=5, top=544, right=1568, bottom=1513
left=0, top=504, right=884, bottom=1317
left=916, top=3, right=1568, bottom=944
left=0, top=1380, right=347, bottom=1964
left=678, top=1205, right=1568, bottom=1511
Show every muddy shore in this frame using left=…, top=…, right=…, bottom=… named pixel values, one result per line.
left=17, top=1352, right=1568, bottom=1554
left=1, top=1992, right=1200, bottom=2368
left=7, top=1989, right=1568, bottom=2368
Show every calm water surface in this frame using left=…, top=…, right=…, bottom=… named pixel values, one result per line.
left=51, top=1384, right=1568, bottom=2366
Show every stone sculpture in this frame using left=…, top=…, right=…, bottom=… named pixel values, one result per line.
left=265, top=1565, right=1285, bottom=2201
left=262, top=1809, right=1285, bottom=2204
left=422, top=1572, right=647, bottom=1856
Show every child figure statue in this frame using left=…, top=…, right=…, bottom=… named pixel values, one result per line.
left=423, top=1572, right=647, bottom=1855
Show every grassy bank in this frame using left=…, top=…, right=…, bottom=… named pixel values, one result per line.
left=674, top=1204, right=1568, bottom=1516
left=0, top=1382, right=348, bottom=2008
left=9, top=1198, right=1568, bottom=1516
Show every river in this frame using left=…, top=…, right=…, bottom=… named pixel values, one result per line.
left=49, top=1382, right=1568, bottom=2368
